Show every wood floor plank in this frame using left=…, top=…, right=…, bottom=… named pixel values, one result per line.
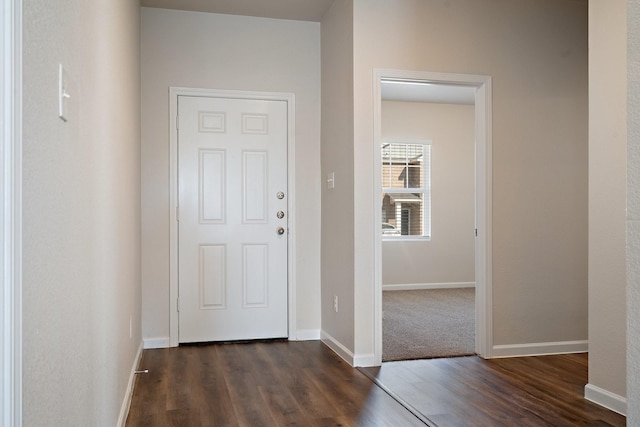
left=126, top=348, right=173, bottom=426
left=165, top=345, right=194, bottom=411
left=191, top=346, right=237, bottom=427
left=126, top=342, right=624, bottom=427
left=255, top=344, right=341, bottom=422
left=126, top=341, right=425, bottom=426
left=361, top=353, right=626, bottom=427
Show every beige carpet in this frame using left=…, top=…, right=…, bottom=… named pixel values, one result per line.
left=382, top=288, right=475, bottom=361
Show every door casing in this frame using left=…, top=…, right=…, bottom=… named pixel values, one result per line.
left=373, top=69, right=493, bottom=363
left=2, top=0, right=22, bottom=423
left=169, top=87, right=296, bottom=347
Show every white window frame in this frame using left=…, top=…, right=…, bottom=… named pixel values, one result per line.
left=381, top=139, right=431, bottom=240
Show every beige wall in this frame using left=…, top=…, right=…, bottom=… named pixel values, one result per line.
left=588, top=0, right=628, bottom=408
left=320, top=0, right=356, bottom=351
left=628, top=0, right=640, bottom=422
left=349, top=0, right=588, bottom=358
left=22, top=0, right=141, bottom=424
left=141, top=8, right=322, bottom=341
left=381, top=101, right=475, bottom=286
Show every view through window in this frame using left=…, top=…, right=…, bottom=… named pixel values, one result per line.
left=381, top=141, right=431, bottom=238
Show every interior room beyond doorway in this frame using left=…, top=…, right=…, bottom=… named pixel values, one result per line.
left=379, top=79, right=477, bottom=361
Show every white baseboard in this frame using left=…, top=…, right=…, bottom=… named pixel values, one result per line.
left=117, top=342, right=143, bottom=427
left=383, top=282, right=476, bottom=291
left=320, top=331, right=376, bottom=367
left=353, top=353, right=376, bottom=367
left=585, top=384, right=627, bottom=416
left=321, top=331, right=354, bottom=366
left=143, top=337, right=170, bottom=349
left=293, top=329, right=321, bottom=341
left=491, top=340, right=588, bottom=358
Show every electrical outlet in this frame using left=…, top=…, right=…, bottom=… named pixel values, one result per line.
left=333, top=295, right=338, bottom=313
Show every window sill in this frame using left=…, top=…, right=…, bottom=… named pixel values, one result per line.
left=381, top=236, right=431, bottom=242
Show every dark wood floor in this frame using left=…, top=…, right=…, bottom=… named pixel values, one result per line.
left=126, top=342, right=626, bottom=427
left=361, top=353, right=626, bottom=427
left=126, top=340, right=424, bottom=426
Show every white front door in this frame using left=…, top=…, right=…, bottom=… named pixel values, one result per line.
left=178, top=95, right=288, bottom=343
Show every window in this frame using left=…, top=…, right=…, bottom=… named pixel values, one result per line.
left=381, top=141, right=431, bottom=239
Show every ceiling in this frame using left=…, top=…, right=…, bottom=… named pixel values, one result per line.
left=381, top=80, right=476, bottom=105
left=140, top=0, right=336, bottom=22
left=140, top=0, right=476, bottom=105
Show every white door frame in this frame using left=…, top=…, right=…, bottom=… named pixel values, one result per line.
left=2, top=0, right=22, bottom=424
left=168, top=87, right=296, bottom=347
left=373, top=69, right=493, bottom=362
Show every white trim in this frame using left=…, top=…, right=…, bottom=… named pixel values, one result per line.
left=169, top=87, right=296, bottom=347
left=319, top=333, right=375, bottom=367
left=321, top=331, right=354, bottom=365
left=116, top=343, right=144, bottom=427
left=491, top=340, right=588, bottom=358
left=353, top=353, right=376, bottom=367
left=143, top=337, right=170, bottom=349
left=2, top=0, right=22, bottom=425
left=474, top=78, right=493, bottom=359
left=585, top=384, right=627, bottom=416
left=292, top=329, right=321, bottom=341
left=373, top=69, right=493, bottom=365
left=373, top=74, right=384, bottom=366
left=383, top=282, right=475, bottom=291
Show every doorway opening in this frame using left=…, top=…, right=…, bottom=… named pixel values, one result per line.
left=373, top=70, right=493, bottom=364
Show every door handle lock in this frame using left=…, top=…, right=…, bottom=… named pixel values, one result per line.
left=277, top=227, right=286, bottom=235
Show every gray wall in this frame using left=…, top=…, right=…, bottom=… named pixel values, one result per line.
left=588, top=0, right=628, bottom=411
left=381, top=101, right=475, bottom=286
left=628, top=0, right=640, bottom=422
left=22, top=0, right=142, bottom=424
left=344, top=0, right=588, bottom=358
left=320, top=0, right=356, bottom=352
left=140, top=8, right=322, bottom=342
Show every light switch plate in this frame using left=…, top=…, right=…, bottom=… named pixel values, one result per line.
left=58, top=64, right=70, bottom=122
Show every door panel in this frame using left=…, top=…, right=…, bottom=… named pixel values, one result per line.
left=178, top=95, right=288, bottom=343
left=199, top=150, right=225, bottom=223
left=243, top=151, right=268, bottom=223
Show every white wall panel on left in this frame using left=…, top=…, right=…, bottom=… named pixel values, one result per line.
left=22, top=0, right=142, bottom=425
